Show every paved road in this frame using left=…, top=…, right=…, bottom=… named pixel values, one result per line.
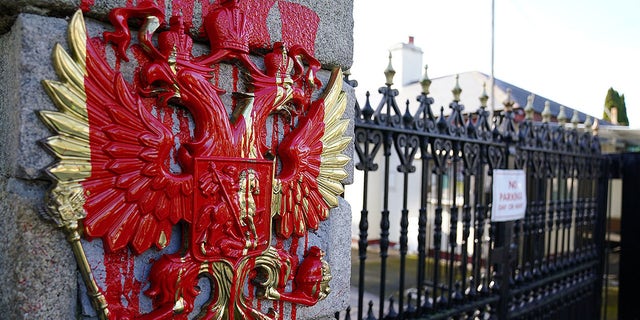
left=347, top=286, right=380, bottom=319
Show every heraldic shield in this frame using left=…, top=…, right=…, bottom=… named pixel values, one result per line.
left=193, top=158, right=275, bottom=261
left=37, top=1, right=350, bottom=319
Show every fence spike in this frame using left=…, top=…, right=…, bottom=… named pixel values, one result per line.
left=403, top=99, right=413, bottom=127
left=524, top=94, right=535, bottom=120
left=452, top=74, right=462, bottom=102
left=502, top=88, right=514, bottom=112
left=452, top=281, right=464, bottom=303
left=479, top=82, right=489, bottom=107
left=436, top=284, right=449, bottom=307
left=437, top=106, right=448, bottom=133
left=421, top=64, right=431, bottom=95
left=406, top=292, right=416, bottom=314
left=557, top=105, right=567, bottom=124
left=571, top=109, right=580, bottom=128
left=466, top=276, right=478, bottom=300
left=365, top=301, right=376, bottom=320
left=362, top=91, right=374, bottom=122
left=422, top=287, right=434, bottom=311
left=542, top=101, right=552, bottom=122
left=343, top=306, right=351, bottom=320
left=384, top=51, right=395, bottom=86
left=343, top=68, right=358, bottom=88
left=584, top=115, right=593, bottom=132
left=386, top=296, right=398, bottom=318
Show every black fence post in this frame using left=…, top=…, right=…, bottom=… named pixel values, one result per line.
left=492, top=220, right=515, bottom=319
left=618, top=152, right=640, bottom=319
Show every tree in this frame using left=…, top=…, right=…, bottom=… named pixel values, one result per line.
left=603, top=87, right=629, bottom=126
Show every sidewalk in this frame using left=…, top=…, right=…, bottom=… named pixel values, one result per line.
left=348, top=286, right=380, bottom=319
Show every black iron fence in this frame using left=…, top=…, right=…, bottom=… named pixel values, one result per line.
left=340, top=69, right=610, bottom=319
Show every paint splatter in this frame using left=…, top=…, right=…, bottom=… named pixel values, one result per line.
left=278, top=1, right=319, bottom=55
left=80, top=0, right=95, bottom=12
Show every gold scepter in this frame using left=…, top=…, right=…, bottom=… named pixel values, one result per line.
left=42, top=184, right=110, bottom=320
left=38, top=10, right=110, bottom=320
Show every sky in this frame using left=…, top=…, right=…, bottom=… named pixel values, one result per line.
left=350, top=0, right=640, bottom=128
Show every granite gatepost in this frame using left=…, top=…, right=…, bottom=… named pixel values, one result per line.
left=0, top=1, right=354, bottom=319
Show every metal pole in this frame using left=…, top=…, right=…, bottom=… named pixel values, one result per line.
left=490, top=0, right=495, bottom=123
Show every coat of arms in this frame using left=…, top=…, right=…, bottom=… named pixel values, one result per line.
left=38, top=1, right=350, bottom=319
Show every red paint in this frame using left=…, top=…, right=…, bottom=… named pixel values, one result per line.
left=79, top=0, right=95, bottom=12
left=236, top=0, right=277, bottom=50
left=271, top=114, right=280, bottom=157
left=171, top=0, right=196, bottom=30
left=83, top=0, right=320, bottom=54
left=104, top=249, right=141, bottom=316
left=232, top=65, right=239, bottom=92
left=278, top=1, right=319, bottom=55
left=76, top=2, right=334, bottom=318
left=157, top=0, right=167, bottom=11
left=211, top=64, right=220, bottom=86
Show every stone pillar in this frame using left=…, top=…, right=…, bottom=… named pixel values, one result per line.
left=0, top=1, right=354, bottom=319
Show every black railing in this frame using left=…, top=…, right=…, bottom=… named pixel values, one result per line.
left=340, top=69, right=609, bottom=319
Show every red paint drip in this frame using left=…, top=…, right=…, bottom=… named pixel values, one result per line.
left=236, top=0, right=276, bottom=50
left=289, top=237, right=299, bottom=260
left=280, top=300, right=286, bottom=320
left=212, top=64, right=220, bottom=87
left=232, top=65, right=239, bottom=92
left=271, top=114, right=279, bottom=156
left=200, top=0, right=213, bottom=19
left=161, top=101, right=175, bottom=126
left=177, top=108, right=192, bottom=143
left=278, top=1, right=319, bottom=55
left=291, top=304, right=297, bottom=319
left=79, top=0, right=95, bottom=12
left=130, top=46, right=152, bottom=80
left=171, top=0, right=196, bottom=30
left=232, top=65, right=239, bottom=110
left=104, top=249, right=141, bottom=314
left=157, top=0, right=166, bottom=12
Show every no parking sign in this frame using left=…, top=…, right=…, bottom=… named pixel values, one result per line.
left=492, top=169, right=527, bottom=222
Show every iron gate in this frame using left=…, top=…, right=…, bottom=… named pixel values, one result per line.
left=343, top=71, right=610, bottom=319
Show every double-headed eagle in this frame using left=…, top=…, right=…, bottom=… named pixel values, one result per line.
left=39, top=2, right=350, bottom=319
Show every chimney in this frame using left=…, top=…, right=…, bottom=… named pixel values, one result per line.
left=389, top=36, right=423, bottom=87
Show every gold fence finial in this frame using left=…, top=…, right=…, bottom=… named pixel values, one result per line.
left=420, top=64, right=431, bottom=95
left=524, top=93, right=535, bottom=120
left=584, top=115, right=593, bottom=132
left=479, top=82, right=488, bottom=107
left=503, top=88, right=514, bottom=112
left=452, top=74, right=462, bottom=102
left=557, top=105, right=567, bottom=125
left=571, top=109, right=580, bottom=128
left=384, top=51, right=395, bottom=86
left=542, top=101, right=551, bottom=122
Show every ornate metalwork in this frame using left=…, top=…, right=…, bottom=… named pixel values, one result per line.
left=39, top=3, right=350, bottom=319
left=348, top=56, right=606, bottom=319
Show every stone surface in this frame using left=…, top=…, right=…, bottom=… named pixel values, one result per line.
left=0, top=14, right=77, bottom=319
left=0, top=0, right=354, bottom=69
left=0, top=2, right=354, bottom=318
left=296, top=198, right=352, bottom=319
left=0, top=177, right=77, bottom=319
